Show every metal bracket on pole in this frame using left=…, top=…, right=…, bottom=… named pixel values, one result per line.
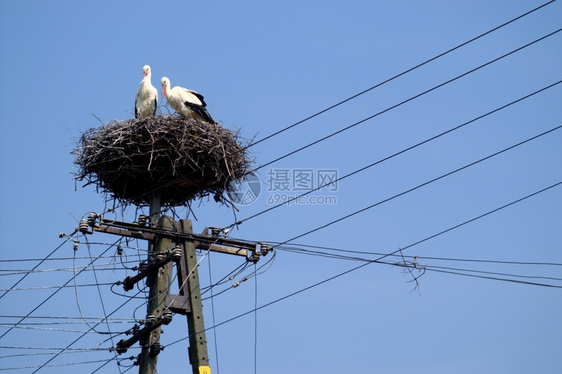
left=113, top=312, right=173, bottom=355
left=78, top=214, right=272, bottom=263
left=119, top=246, right=182, bottom=291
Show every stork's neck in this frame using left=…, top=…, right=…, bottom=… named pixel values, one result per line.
left=143, top=73, right=152, bottom=86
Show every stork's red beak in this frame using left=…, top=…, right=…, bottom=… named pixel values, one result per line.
left=162, top=86, right=166, bottom=100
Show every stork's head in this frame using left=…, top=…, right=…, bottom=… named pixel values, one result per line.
left=143, top=65, right=151, bottom=77
left=161, top=77, right=170, bottom=99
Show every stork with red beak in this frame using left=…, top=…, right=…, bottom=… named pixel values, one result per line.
left=135, top=65, right=158, bottom=118
left=161, top=77, right=215, bottom=123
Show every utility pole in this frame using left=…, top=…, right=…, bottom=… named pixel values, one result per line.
left=79, top=213, right=270, bottom=374
left=180, top=219, right=210, bottom=374
left=138, top=215, right=173, bottom=374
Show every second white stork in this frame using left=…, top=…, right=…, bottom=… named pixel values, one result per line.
left=161, top=77, right=215, bottom=123
left=135, top=65, right=158, bottom=118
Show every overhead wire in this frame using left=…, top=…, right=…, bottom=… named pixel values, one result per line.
left=232, top=79, right=562, bottom=226
left=0, top=229, right=77, bottom=300
left=275, top=244, right=562, bottom=285
left=190, top=180, right=562, bottom=336
left=0, top=283, right=115, bottom=292
left=30, top=285, right=146, bottom=374
left=82, top=235, right=121, bottom=365
left=247, top=0, right=556, bottom=148
left=273, top=124, right=562, bottom=247
left=250, top=28, right=562, bottom=175
left=0, top=235, right=122, bottom=340
left=0, top=232, right=149, bottom=373
left=277, top=242, right=562, bottom=268
left=416, top=266, right=562, bottom=288
left=0, top=359, right=113, bottom=372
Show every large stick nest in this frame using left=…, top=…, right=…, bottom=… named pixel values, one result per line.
left=73, top=116, right=252, bottom=208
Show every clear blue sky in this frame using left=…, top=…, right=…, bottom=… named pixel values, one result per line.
left=1, top=1, right=561, bottom=373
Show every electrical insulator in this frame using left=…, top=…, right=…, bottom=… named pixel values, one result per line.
left=145, top=314, right=156, bottom=326
left=139, top=261, right=148, bottom=272
left=149, top=343, right=163, bottom=357
left=117, top=245, right=123, bottom=256
left=87, top=212, right=97, bottom=227
left=73, top=240, right=79, bottom=251
left=161, top=311, right=173, bottom=325
left=259, top=243, right=272, bottom=256
left=78, top=219, right=89, bottom=233
left=138, top=214, right=148, bottom=226
left=171, top=246, right=182, bottom=261
left=250, top=251, right=260, bottom=263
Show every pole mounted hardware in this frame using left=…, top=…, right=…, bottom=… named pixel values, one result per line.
left=78, top=213, right=272, bottom=263
left=80, top=213, right=272, bottom=374
left=113, top=312, right=173, bottom=355
left=118, top=246, right=182, bottom=291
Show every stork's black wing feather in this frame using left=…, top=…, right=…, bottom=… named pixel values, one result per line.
left=183, top=101, right=215, bottom=123
left=190, top=91, right=207, bottom=107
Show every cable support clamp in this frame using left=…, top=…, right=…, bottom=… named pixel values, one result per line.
left=122, top=249, right=178, bottom=291
left=113, top=313, right=171, bottom=355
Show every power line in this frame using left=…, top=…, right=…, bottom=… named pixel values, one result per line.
left=0, top=263, right=131, bottom=276
left=0, top=283, right=115, bottom=292
left=0, top=315, right=135, bottom=323
left=271, top=124, right=562, bottom=246
left=200, top=180, right=562, bottom=333
left=30, top=287, right=144, bottom=374
left=233, top=80, right=562, bottom=226
left=0, top=236, right=121, bottom=340
left=81, top=236, right=122, bottom=373
left=251, top=28, right=562, bottom=174
left=418, top=267, right=562, bottom=289
left=247, top=0, right=556, bottom=148
left=0, top=358, right=112, bottom=372
left=0, top=230, right=76, bottom=300
left=275, top=244, right=562, bottom=283
left=277, top=243, right=562, bottom=267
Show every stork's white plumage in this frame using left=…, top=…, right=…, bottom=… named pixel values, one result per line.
left=135, top=65, right=158, bottom=118
left=161, top=77, right=215, bottom=123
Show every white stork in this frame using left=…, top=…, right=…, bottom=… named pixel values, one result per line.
left=135, top=65, right=158, bottom=118
left=160, top=76, right=215, bottom=123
